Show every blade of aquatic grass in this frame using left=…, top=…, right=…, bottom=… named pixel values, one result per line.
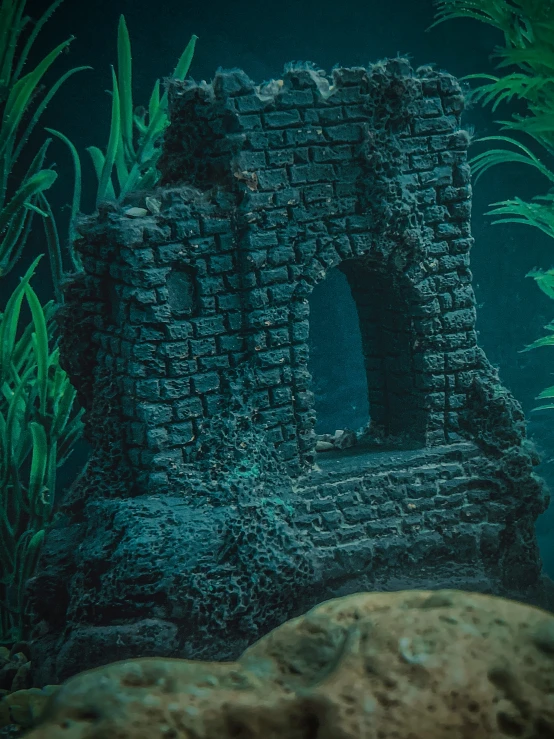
left=48, top=358, right=64, bottom=417
left=2, top=362, right=35, bottom=490
left=23, top=202, right=48, bottom=217
left=12, top=65, right=91, bottom=167
left=0, top=38, right=74, bottom=163
left=0, top=256, right=41, bottom=387
left=117, top=15, right=135, bottom=160
left=43, top=128, right=83, bottom=270
left=27, top=422, right=47, bottom=511
left=0, top=135, right=46, bottom=272
left=0, top=205, right=34, bottom=277
left=133, top=109, right=147, bottom=136
left=25, top=285, right=50, bottom=418
left=0, top=1, right=17, bottom=80
left=15, top=528, right=45, bottom=632
left=0, top=0, right=29, bottom=88
left=35, top=192, right=63, bottom=302
left=11, top=0, right=65, bottom=83
left=96, top=66, right=120, bottom=203
left=173, top=34, right=198, bottom=80
left=44, top=440, right=56, bottom=508
left=115, top=124, right=129, bottom=194
left=11, top=300, right=55, bottom=373
left=118, top=34, right=197, bottom=202
left=0, top=0, right=25, bottom=89
left=51, top=381, right=78, bottom=438
left=86, top=146, right=105, bottom=180
left=0, top=169, right=57, bottom=264
left=148, top=79, right=160, bottom=125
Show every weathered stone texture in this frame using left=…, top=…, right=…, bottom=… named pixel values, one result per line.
left=26, top=60, right=550, bottom=685
left=25, top=590, right=554, bottom=739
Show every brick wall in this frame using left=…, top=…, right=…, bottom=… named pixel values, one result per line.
left=27, top=59, right=550, bottom=685
left=70, top=59, right=481, bottom=484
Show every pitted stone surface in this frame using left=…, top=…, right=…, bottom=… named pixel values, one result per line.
left=26, top=590, right=554, bottom=739
left=27, top=60, right=549, bottom=684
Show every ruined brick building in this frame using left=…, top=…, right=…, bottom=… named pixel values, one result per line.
left=28, top=59, right=551, bottom=685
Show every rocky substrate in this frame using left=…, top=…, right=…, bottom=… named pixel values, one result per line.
left=0, top=645, right=57, bottom=738
left=7, top=588, right=554, bottom=738
left=314, top=428, right=358, bottom=452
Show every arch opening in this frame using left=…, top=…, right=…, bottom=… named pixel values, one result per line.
left=307, top=259, right=426, bottom=454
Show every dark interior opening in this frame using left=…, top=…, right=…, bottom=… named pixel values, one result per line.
left=308, top=258, right=426, bottom=453
left=308, top=266, right=370, bottom=435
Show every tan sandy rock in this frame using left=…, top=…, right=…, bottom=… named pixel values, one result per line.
left=26, top=589, right=554, bottom=738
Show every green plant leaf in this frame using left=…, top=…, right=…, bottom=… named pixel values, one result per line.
left=470, top=135, right=554, bottom=184
left=44, top=129, right=82, bottom=260
left=0, top=137, right=50, bottom=274
left=148, top=79, right=160, bottom=124
left=0, top=37, right=74, bottom=163
left=27, top=423, right=47, bottom=511
left=172, top=34, right=198, bottom=80
left=0, top=169, right=57, bottom=261
left=36, top=191, right=63, bottom=303
left=117, top=15, right=135, bottom=160
left=11, top=0, right=65, bottom=83
left=12, top=65, right=91, bottom=170
left=24, top=285, right=49, bottom=416
left=96, top=66, right=121, bottom=204
left=0, top=0, right=26, bottom=90
left=0, top=255, right=41, bottom=386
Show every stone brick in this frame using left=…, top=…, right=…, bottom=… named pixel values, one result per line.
left=37, top=60, right=547, bottom=686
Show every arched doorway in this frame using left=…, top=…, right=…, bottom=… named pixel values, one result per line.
left=307, top=258, right=425, bottom=451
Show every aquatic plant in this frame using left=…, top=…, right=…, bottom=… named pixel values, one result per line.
left=0, top=0, right=85, bottom=643
left=86, top=16, right=197, bottom=205
left=431, top=0, right=554, bottom=410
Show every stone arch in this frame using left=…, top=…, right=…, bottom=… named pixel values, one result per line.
left=298, top=243, right=441, bottom=453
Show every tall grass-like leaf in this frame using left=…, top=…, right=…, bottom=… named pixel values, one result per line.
left=11, top=301, right=55, bottom=373
left=86, top=146, right=115, bottom=200
left=0, top=256, right=41, bottom=385
left=45, top=128, right=82, bottom=270
left=27, top=422, right=47, bottom=513
left=115, top=125, right=130, bottom=194
left=89, top=25, right=197, bottom=203
left=0, top=170, right=57, bottom=264
left=0, top=38, right=73, bottom=163
left=2, top=363, right=36, bottom=489
left=0, top=0, right=25, bottom=88
left=0, top=0, right=86, bottom=645
left=117, top=15, right=135, bottom=160
left=148, top=79, right=160, bottom=124
left=0, top=138, right=50, bottom=274
left=36, top=192, right=63, bottom=303
left=24, top=286, right=49, bottom=416
left=11, top=65, right=92, bottom=168
left=11, top=0, right=64, bottom=83
left=172, top=33, right=198, bottom=80
left=96, top=66, right=121, bottom=204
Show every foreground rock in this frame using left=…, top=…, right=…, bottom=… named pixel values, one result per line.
left=26, top=589, right=554, bottom=738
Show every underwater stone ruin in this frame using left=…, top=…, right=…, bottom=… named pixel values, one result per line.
left=27, top=58, right=550, bottom=684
